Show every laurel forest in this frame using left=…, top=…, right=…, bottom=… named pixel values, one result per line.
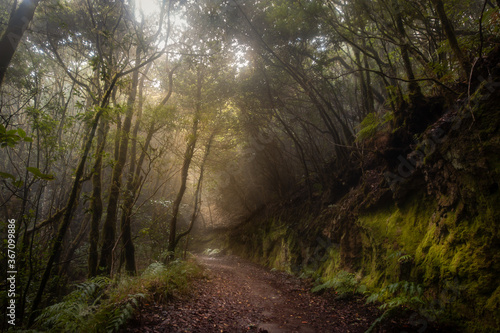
left=1, top=0, right=499, bottom=331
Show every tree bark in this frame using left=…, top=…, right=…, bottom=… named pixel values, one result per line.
left=118, top=65, right=149, bottom=276
left=174, top=132, right=215, bottom=248
left=0, top=0, right=40, bottom=87
left=59, top=214, right=90, bottom=277
left=393, top=0, right=423, bottom=102
left=165, top=69, right=203, bottom=260
left=88, top=119, right=108, bottom=277
left=119, top=63, right=176, bottom=275
left=28, top=74, right=119, bottom=325
left=431, top=0, right=471, bottom=78
left=98, top=59, right=140, bottom=275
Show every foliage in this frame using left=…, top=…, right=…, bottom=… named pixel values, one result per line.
left=366, top=281, right=425, bottom=310
left=115, top=259, right=203, bottom=304
left=356, top=112, right=394, bottom=142
left=0, top=0, right=499, bottom=330
left=32, top=260, right=202, bottom=332
left=311, top=271, right=365, bottom=299
left=203, top=248, right=221, bottom=256
left=0, top=124, right=32, bottom=147
left=365, top=281, right=427, bottom=332
left=34, top=276, right=115, bottom=332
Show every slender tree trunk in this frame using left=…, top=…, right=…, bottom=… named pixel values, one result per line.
left=118, top=66, right=149, bottom=276
left=165, top=69, right=203, bottom=260
left=98, top=61, right=140, bottom=275
left=354, top=49, right=375, bottom=118
left=174, top=132, right=215, bottom=248
left=431, top=0, right=471, bottom=78
left=393, top=0, right=423, bottom=102
left=363, top=50, right=375, bottom=114
left=0, top=0, right=40, bottom=87
left=60, top=215, right=90, bottom=277
left=88, top=120, right=108, bottom=277
left=119, top=63, right=176, bottom=275
left=28, top=75, right=119, bottom=325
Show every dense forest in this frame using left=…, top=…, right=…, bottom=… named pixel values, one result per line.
left=1, top=0, right=499, bottom=332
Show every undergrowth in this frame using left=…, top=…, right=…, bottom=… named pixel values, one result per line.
left=203, top=248, right=221, bottom=256
left=356, top=111, right=393, bottom=142
left=365, top=281, right=427, bottom=333
left=29, top=259, right=202, bottom=333
left=311, top=270, right=366, bottom=299
left=311, top=273, right=433, bottom=332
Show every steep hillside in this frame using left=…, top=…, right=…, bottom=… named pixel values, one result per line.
left=217, top=60, right=500, bottom=332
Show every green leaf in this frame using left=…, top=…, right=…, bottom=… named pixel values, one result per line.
left=17, top=128, right=27, bottom=138
left=27, top=167, right=55, bottom=180
left=0, top=171, right=16, bottom=180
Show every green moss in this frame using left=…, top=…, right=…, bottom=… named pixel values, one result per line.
left=356, top=194, right=436, bottom=283
left=485, top=286, right=500, bottom=312
left=224, top=170, right=500, bottom=332
left=318, top=245, right=341, bottom=280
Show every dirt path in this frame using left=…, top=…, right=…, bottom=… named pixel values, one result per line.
left=123, top=254, right=386, bottom=333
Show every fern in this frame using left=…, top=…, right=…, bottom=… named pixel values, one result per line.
left=142, top=261, right=167, bottom=276
left=366, top=281, right=427, bottom=332
left=104, top=293, right=145, bottom=333
left=367, top=281, right=425, bottom=309
left=312, top=271, right=363, bottom=299
left=203, top=248, right=221, bottom=256
left=34, top=278, right=143, bottom=333
left=35, top=277, right=111, bottom=332
left=33, top=260, right=201, bottom=332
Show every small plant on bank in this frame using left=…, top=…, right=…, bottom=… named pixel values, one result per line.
left=34, top=276, right=144, bottom=333
left=356, top=111, right=394, bottom=142
left=31, top=260, right=202, bottom=332
left=312, top=270, right=365, bottom=299
left=365, top=281, right=427, bottom=333
left=203, top=248, right=221, bottom=256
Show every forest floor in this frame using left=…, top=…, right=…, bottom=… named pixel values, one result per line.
left=122, top=255, right=437, bottom=333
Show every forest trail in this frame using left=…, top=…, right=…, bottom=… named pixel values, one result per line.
left=123, top=255, right=383, bottom=333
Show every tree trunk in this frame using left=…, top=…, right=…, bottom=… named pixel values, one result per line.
left=60, top=215, right=90, bottom=277
left=393, top=0, right=423, bottom=102
left=0, top=0, right=40, bottom=87
left=174, top=132, right=215, bottom=249
left=118, top=66, right=149, bottom=276
left=28, top=75, right=119, bottom=325
left=431, top=0, right=471, bottom=78
left=362, top=50, right=375, bottom=115
left=119, top=63, right=175, bottom=275
left=88, top=119, right=108, bottom=277
left=98, top=62, right=140, bottom=275
left=165, top=69, right=203, bottom=260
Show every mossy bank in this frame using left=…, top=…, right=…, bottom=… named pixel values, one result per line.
left=219, top=76, right=500, bottom=332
